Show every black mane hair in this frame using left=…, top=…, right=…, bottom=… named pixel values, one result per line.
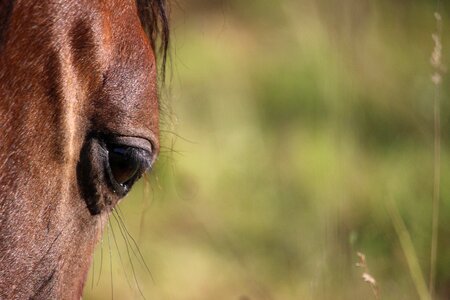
left=136, top=0, right=170, bottom=79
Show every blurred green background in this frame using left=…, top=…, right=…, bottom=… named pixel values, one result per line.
left=85, top=0, right=450, bottom=299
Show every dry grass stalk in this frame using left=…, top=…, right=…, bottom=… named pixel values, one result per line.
left=430, top=13, right=445, bottom=84
left=356, top=252, right=380, bottom=300
left=429, top=11, right=444, bottom=299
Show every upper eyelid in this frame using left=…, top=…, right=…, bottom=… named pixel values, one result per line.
left=106, top=136, right=153, bottom=154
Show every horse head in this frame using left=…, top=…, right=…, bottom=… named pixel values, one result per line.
left=0, top=0, right=168, bottom=298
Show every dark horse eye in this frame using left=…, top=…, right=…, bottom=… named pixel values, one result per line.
left=77, top=137, right=155, bottom=215
left=105, top=144, right=152, bottom=193
left=108, top=147, right=140, bottom=184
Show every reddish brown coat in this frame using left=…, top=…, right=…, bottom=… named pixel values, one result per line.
left=0, top=0, right=165, bottom=298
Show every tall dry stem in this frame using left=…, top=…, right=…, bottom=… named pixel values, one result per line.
left=429, top=11, right=444, bottom=298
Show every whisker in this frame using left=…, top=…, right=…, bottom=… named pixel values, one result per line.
left=116, top=207, right=155, bottom=283
left=109, top=218, right=132, bottom=289
left=139, top=174, right=156, bottom=243
left=97, top=215, right=104, bottom=286
left=112, top=211, right=146, bottom=299
left=158, top=148, right=185, bottom=156
left=158, top=147, right=184, bottom=153
left=91, top=250, right=95, bottom=290
left=160, top=129, right=197, bottom=144
left=107, top=221, right=114, bottom=300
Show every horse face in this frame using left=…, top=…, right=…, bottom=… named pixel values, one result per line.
left=0, top=0, right=164, bottom=297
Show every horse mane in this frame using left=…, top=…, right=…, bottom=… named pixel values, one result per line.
left=136, top=0, right=170, bottom=79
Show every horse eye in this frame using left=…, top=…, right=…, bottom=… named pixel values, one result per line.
left=108, top=146, right=140, bottom=185
left=105, top=145, right=151, bottom=194
left=78, top=137, right=155, bottom=215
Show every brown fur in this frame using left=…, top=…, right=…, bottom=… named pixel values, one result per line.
left=0, top=0, right=165, bottom=298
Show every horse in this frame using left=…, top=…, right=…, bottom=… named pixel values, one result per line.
left=0, top=0, right=169, bottom=298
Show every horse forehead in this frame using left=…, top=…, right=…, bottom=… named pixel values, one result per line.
left=50, top=0, right=159, bottom=132
left=50, top=0, right=154, bottom=75
left=0, top=0, right=158, bottom=168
